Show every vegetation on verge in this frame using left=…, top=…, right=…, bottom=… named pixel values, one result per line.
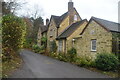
left=2, top=55, right=22, bottom=78
left=95, top=53, right=119, bottom=71
left=2, top=14, right=26, bottom=78
left=32, top=44, right=45, bottom=54
left=2, top=14, right=26, bottom=62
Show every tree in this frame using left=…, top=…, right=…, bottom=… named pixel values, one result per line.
left=2, top=0, right=27, bottom=15
left=32, top=17, right=44, bottom=43
left=23, top=4, right=44, bottom=19
left=2, top=14, right=26, bottom=60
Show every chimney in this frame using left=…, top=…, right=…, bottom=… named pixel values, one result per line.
left=68, top=0, right=74, bottom=12
left=46, top=18, right=49, bottom=26
left=68, top=0, right=74, bottom=25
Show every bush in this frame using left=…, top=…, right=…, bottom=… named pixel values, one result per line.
left=41, top=37, right=47, bottom=48
left=49, top=52, right=57, bottom=58
left=50, top=40, right=57, bottom=53
left=32, top=44, right=41, bottom=53
left=95, top=53, right=119, bottom=71
left=74, top=56, right=94, bottom=67
left=49, top=53, right=69, bottom=62
left=57, top=53, right=68, bottom=62
left=32, top=44, right=45, bottom=54
left=23, top=38, right=33, bottom=49
left=2, top=14, right=26, bottom=60
left=67, top=47, right=77, bottom=55
left=67, top=47, right=77, bottom=62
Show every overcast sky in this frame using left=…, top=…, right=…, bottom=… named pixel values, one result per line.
left=18, top=0, right=119, bottom=23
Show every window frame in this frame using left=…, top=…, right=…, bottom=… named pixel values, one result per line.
left=74, top=15, right=78, bottom=21
left=91, top=39, right=97, bottom=52
left=58, top=40, right=63, bottom=52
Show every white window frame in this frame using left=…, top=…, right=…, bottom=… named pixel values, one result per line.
left=91, top=39, right=97, bottom=51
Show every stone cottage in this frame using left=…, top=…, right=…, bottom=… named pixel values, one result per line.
left=37, top=19, right=49, bottom=46
left=56, top=19, right=88, bottom=53
left=37, top=0, right=120, bottom=58
left=74, top=17, right=120, bottom=59
left=47, top=0, right=88, bottom=53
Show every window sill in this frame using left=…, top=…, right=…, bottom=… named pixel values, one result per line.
left=91, top=50, right=97, bottom=52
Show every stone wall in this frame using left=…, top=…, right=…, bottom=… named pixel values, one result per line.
left=75, top=20, right=112, bottom=60
left=66, top=21, right=88, bottom=53
left=37, top=28, right=42, bottom=46
left=58, top=9, right=81, bottom=36
left=58, top=16, right=69, bottom=36
left=47, top=18, right=58, bottom=51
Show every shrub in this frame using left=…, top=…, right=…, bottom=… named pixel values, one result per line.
left=67, top=47, right=77, bottom=62
left=95, top=53, right=119, bottom=71
left=74, top=57, right=94, bottom=67
left=32, top=44, right=45, bottom=54
left=49, top=53, right=69, bottom=62
left=50, top=40, right=57, bottom=53
left=49, top=52, right=57, bottom=58
left=67, top=47, right=77, bottom=55
left=32, top=44, right=41, bottom=53
left=2, top=14, right=26, bottom=60
left=23, top=38, right=33, bottom=49
left=57, top=53, right=68, bottom=62
left=41, top=37, right=47, bottom=48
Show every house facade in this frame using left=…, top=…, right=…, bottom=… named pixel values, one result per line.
left=37, top=0, right=120, bottom=58
left=47, top=0, right=83, bottom=52
left=37, top=19, right=48, bottom=46
left=56, top=19, right=88, bottom=53
left=74, top=17, right=120, bottom=59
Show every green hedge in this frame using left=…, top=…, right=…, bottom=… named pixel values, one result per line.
left=95, top=53, right=119, bottom=71
left=2, top=14, right=26, bottom=61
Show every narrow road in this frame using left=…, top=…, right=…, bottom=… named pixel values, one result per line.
left=10, top=50, right=110, bottom=78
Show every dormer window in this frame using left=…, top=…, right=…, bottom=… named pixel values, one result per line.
left=74, top=15, right=77, bottom=21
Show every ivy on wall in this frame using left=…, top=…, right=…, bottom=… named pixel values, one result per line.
left=112, top=32, right=120, bottom=39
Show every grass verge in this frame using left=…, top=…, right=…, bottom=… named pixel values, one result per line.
left=2, top=55, right=22, bottom=78
left=85, top=67, right=119, bottom=78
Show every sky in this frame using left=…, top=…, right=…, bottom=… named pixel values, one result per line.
left=17, top=0, right=120, bottom=24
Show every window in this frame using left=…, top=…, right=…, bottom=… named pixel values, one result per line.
left=91, top=39, right=97, bottom=51
left=58, top=40, right=63, bottom=52
left=50, top=29, right=52, bottom=31
left=74, top=15, right=77, bottom=21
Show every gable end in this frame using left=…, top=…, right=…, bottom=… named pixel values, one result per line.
left=80, top=18, right=110, bottom=35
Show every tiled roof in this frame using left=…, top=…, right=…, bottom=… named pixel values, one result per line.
left=56, top=19, right=87, bottom=39
left=92, top=17, right=120, bottom=32
left=40, top=25, right=48, bottom=33
left=51, top=8, right=82, bottom=28
left=51, top=15, right=60, bottom=27
left=51, top=12, right=68, bottom=28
